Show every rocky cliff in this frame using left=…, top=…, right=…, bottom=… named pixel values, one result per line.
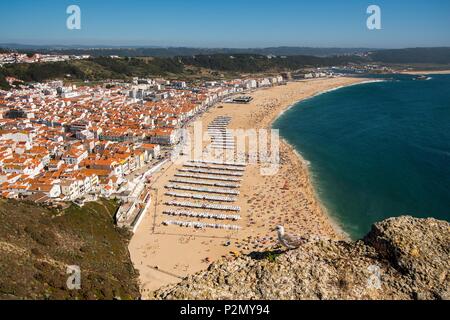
left=152, top=216, right=449, bottom=300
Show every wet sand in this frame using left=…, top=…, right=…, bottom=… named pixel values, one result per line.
left=129, top=76, right=369, bottom=298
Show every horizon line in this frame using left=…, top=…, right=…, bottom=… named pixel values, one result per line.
left=2, top=43, right=450, bottom=50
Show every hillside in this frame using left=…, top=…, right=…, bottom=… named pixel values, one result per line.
left=0, top=56, right=185, bottom=88
left=153, top=216, right=449, bottom=300
left=0, top=54, right=364, bottom=89
left=178, top=54, right=363, bottom=73
left=2, top=47, right=449, bottom=90
left=0, top=199, right=140, bottom=300
left=0, top=45, right=374, bottom=57
left=370, top=47, right=450, bottom=64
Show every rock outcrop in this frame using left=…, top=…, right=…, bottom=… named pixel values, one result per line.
left=152, top=216, right=449, bottom=300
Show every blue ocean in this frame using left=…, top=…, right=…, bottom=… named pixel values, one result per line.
left=273, top=74, right=450, bottom=239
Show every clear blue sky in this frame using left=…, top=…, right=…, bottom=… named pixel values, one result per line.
left=1, top=0, right=449, bottom=48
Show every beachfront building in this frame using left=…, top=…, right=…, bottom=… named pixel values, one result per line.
left=62, top=148, right=88, bottom=165
left=141, top=143, right=161, bottom=159
left=148, top=128, right=180, bottom=145
left=243, top=79, right=258, bottom=90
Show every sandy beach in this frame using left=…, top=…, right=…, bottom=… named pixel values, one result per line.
left=400, top=69, right=450, bottom=75
left=129, top=76, right=369, bottom=298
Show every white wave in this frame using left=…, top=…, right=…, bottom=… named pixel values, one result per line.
left=274, top=79, right=387, bottom=122
left=312, top=79, right=387, bottom=98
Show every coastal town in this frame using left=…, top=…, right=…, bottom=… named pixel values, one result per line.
left=1, top=62, right=370, bottom=299
left=0, top=52, right=91, bottom=66
left=0, top=72, right=291, bottom=229
left=0, top=65, right=381, bottom=296
left=1, top=0, right=449, bottom=304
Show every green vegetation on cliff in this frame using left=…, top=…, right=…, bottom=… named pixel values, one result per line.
left=0, top=56, right=185, bottom=87
left=178, top=54, right=363, bottom=73
left=0, top=199, right=140, bottom=300
left=0, top=54, right=364, bottom=88
left=370, top=47, right=450, bottom=64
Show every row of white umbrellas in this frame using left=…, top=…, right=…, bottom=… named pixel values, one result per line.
left=163, top=209, right=241, bottom=221
left=163, top=220, right=241, bottom=230
left=165, top=191, right=237, bottom=202
left=211, top=142, right=235, bottom=146
left=166, top=200, right=241, bottom=212
left=184, top=163, right=245, bottom=172
left=179, top=168, right=244, bottom=177
left=175, top=173, right=242, bottom=182
left=191, top=159, right=246, bottom=167
left=170, top=178, right=240, bottom=188
left=211, top=146, right=235, bottom=150
left=166, top=183, right=240, bottom=195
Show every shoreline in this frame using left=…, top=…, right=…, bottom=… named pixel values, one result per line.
left=277, top=137, right=350, bottom=241
left=129, top=76, right=370, bottom=298
left=271, top=79, right=386, bottom=122
left=268, top=78, right=384, bottom=240
left=400, top=69, right=450, bottom=75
